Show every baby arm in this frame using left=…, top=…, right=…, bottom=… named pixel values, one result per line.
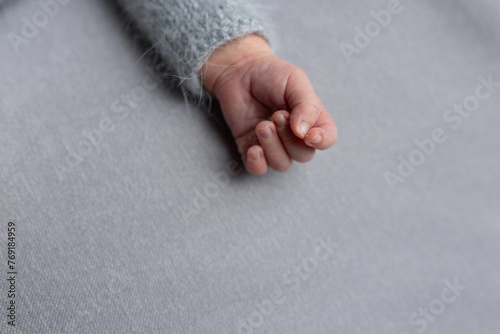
left=117, top=0, right=336, bottom=174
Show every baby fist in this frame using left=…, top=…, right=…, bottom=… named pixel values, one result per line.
left=202, top=34, right=337, bottom=175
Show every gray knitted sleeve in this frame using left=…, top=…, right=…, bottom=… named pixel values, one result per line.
left=116, top=0, right=268, bottom=99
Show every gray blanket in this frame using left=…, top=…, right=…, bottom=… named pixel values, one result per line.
left=0, top=0, right=499, bottom=333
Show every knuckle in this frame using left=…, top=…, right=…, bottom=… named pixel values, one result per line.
left=274, top=161, right=292, bottom=172
left=289, top=64, right=307, bottom=79
left=237, top=133, right=258, bottom=156
left=256, top=120, right=272, bottom=131
left=326, top=125, right=338, bottom=147
left=294, top=150, right=315, bottom=163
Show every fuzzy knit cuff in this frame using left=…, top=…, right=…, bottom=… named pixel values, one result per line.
left=117, top=0, right=268, bottom=100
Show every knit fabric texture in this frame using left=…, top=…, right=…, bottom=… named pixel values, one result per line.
left=116, top=0, right=268, bottom=100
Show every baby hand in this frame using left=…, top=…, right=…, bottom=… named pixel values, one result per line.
left=202, top=34, right=337, bottom=175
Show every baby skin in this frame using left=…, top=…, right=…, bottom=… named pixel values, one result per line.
left=202, top=34, right=337, bottom=175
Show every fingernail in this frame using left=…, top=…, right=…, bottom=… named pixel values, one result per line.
left=309, top=134, right=322, bottom=145
left=298, top=122, right=310, bottom=137
left=275, top=114, right=287, bottom=129
left=250, top=150, right=261, bottom=161
left=259, top=126, right=272, bottom=140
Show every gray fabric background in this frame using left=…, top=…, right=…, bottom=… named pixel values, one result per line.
left=1, top=0, right=499, bottom=333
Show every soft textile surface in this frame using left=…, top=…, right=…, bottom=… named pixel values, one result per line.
left=1, top=0, right=499, bottom=333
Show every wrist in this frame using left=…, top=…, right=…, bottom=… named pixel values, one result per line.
left=201, top=34, right=272, bottom=94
